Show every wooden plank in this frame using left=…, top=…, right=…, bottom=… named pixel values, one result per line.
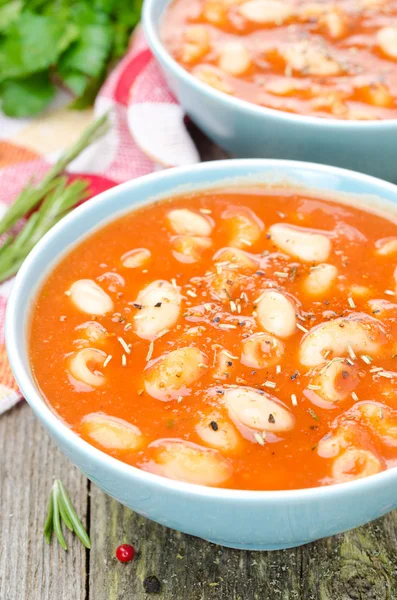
left=0, top=401, right=88, bottom=600
left=88, top=485, right=397, bottom=600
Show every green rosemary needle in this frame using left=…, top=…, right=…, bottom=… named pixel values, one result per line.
left=0, top=176, right=88, bottom=283
left=0, top=112, right=110, bottom=284
left=0, top=112, right=109, bottom=237
left=44, top=480, right=91, bottom=551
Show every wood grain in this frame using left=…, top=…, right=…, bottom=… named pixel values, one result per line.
left=0, top=402, right=88, bottom=600
left=88, top=484, right=397, bottom=600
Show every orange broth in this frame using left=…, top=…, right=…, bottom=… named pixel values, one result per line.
left=30, top=188, right=397, bottom=490
left=161, top=0, right=397, bottom=120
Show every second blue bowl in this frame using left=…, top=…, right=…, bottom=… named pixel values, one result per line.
left=143, top=0, right=397, bottom=182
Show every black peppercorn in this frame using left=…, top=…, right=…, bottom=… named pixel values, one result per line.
left=143, top=575, right=162, bottom=594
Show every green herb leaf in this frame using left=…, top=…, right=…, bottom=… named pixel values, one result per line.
left=70, top=70, right=106, bottom=110
left=43, top=488, right=54, bottom=544
left=92, top=0, right=117, bottom=15
left=1, top=71, right=55, bottom=117
left=112, top=0, right=143, bottom=27
left=58, top=492, right=74, bottom=532
left=0, top=0, right=23, bottom=34
left=58, top=481, right=91, bottom=549
left=111, top=24, right=129, bottom=59
left=0, top=0, right=142, bottom=115
left=43, top=479, right=91, bottom=551
left=69, top=2, right=110, bottom=27
left=0, top=13, right=78, bottom=81
left=0, top=112, right=109, bottom=238
left=58, top=69, right=89, bottom=96
left=52, top=482, right=68, bottom=551
left=59, top=23, right=113, bottom=78
left=0, top=177, right=88, bottom=282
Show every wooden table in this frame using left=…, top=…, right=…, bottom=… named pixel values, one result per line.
left=2, top=130, right=397, bottom=600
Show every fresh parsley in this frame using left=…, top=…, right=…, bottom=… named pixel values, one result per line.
left=0, top=0, right=142, bottom=117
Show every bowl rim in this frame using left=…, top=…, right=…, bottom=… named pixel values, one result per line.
left=142, top=0, right=397, bottom=131
left=6, top=158, right=397, bottom=503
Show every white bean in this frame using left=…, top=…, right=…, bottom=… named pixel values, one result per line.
left=317, top=420, right=383, bottom=481
left=196, top=414, right=240, bottom=451
left=211, top=247, right=257, bottom=299
left=368, top=299, right=397, bottom=318
left=194, top=66, right=234, bottom=94
left=317, top=433, right=343, bottom=458
left=224, top=386, right=295, bottom=433
left=212, top=349, right=236, bottom=381
left=181, top=25, right=210, bottom=63
left=332, top=448, right=382, bottom=483
left=81, top=413, right=143, bottom=450
left=75, top=321, right=108, bottom=344
left=359, top=83, right=394, bottom=108
left=299, top=313, right=386, bottom=367
left=221, top=207, right=263, bottom=248
left=317, top=423, right=358, bottom=458
left=257, top=290, right=297, bottom=338
left=241, top=332, right=285, bottom=369
left=144, top=347, right=208, bottom=400
left=219, top=42, right=251, bottom=76
left=144, top=439, right=233, bottom=486
left=214, top=246, right=257, bottom=269
left=377, top=27, right=397, bottom=60
left=282, top=41, right=342, bottom=76
left=96, top=272, right=125, bottom=292
left=167, top=209, right=213, bottom=236
left=269, top=223, right=331, bottom=262
left=310, top=360, right=358, bottom=403
left=69, top=279, right=113, bottom=315
left=239, top=0, right=292, bottom=23
left=303, top=263, right=338, bottom=297
left=134, top=280, right=181, bottom=340
left=376, top=237, right=397, bottom=256
left=322, top=11, right=347, bottom=39
left=69, top=348, right=107, bottom=387
left=355, top=402, right=397, bottom=447
left=172, top=235, right=212, bottom=263
left=121, top=248, right=151, bottom=268
left=203, top=0, right=227, bottom=25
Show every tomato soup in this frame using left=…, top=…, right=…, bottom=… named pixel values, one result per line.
left=161, top=0, right=397, bottom=120
left=30, top=188, right=397, bottom=490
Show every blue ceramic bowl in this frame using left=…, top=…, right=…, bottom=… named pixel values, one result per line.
left=6, top=160, right=397, bottom=551
left=142, top=0, right=397, bottom=183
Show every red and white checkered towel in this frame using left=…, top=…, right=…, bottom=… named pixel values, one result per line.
left=0, top=29, right=199, bottom=414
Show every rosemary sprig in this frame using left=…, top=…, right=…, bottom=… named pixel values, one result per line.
left=44, top=480, right=91, bottom=551
left=0, top=112, right=109, bottom=237
left=0, top=112, right=110, bottom=284
left=0, top=177, right=88, bottom=283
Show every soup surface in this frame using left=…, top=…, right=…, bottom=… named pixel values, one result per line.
left=161, top=0, right=397, bottom=120
left=30, top=187, right=397, bottom=490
